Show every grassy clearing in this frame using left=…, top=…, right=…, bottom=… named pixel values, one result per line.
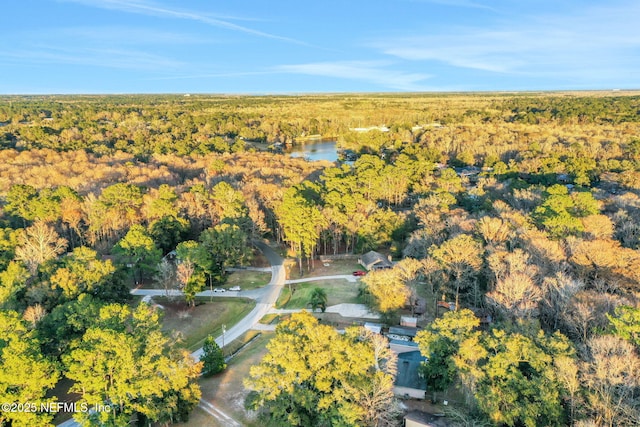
left=288, top=259, right=362, bottom=279
left=224, top=270, right=271, bottom=291
left=139, top=270, right=271, bottom=292
left=276, top=279, right=361, bottom=309
left=258, top=313, right=280, bottom=324
left=224, top=330, right=262, bottom=358
left=189, top=332, right=275, bottom=427
left=156, top=296, right=255, bottom=351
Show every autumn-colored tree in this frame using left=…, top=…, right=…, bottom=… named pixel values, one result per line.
left=361, top=267, right=411, bottom=314
left=175, top=241, right=207, bottom=306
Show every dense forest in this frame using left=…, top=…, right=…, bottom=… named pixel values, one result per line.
left=0, top=92, right=639, bottom=426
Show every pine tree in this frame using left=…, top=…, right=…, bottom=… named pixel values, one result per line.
left=200, top=335, right=226, bottom=377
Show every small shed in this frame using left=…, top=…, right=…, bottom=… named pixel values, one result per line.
left=401, top=316, right=418, bottom=328
left=359, top=251, right=393, bottom=271
left=364, top=322, right=383, bottom=335
left=404, top=411, right=446, bottom=427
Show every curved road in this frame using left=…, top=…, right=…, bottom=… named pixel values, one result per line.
left=191, top=241, right=285, bottom=359
left=59, top=241, right=285, bottom=427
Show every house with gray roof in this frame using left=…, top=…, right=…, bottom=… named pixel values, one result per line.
left=358, top=251, right=393, bottom=271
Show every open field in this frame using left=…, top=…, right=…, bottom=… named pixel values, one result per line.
left=137, top=269, right=271, bottom=291
left=157, top=297, right=256, bottom=351
left=287, top=258, right=363, bottom=280
left=276, top=278, right=361, bottom=309
left=223, top=270, right=271, bottom=291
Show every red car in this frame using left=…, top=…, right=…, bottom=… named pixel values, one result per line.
left=352, top=271, right=367, bottom=276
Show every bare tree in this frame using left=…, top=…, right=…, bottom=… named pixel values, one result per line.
left=154, top=258, right=176, bottom=298
left=23, top=304, right=47, bottom=328
left=486, top=272, right=541, bottom=320
left=540, top=272, right=584, bottom=331
left=15, top=221, right=67, bottom=275
left=581, top=335, right=640, bottom=427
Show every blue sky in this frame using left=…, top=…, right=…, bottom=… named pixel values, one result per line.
left=1, top=0, right=639, bottom=94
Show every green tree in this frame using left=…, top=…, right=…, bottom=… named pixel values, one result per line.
left=114, top=225, right=161, bottom=284
left=361, top=267, right=411, bottom=314
left=607, top=305, right=640, bottom=349
left=149, top=216, right=189, bottom=254
left=64, top=303, right=202, bottom=426
left=37, top=293, right=103, bottom=357
left=533, top=185, right=599, bottom=238
left=50, top=246, right=117, bottom=300
left=276, top=187, right=326, bottom=274
left=142, top=184, right=179, bottom=222
left=455, top=329, right=575, bottom=427
left=200, top=335, right=226, bottom=377
left=415, top=309, right=480, bottom=402
left=210, top=181, right=247, bottom=222
left=0, top=261, right=29, bottom=310
left=4, top=184, right=38, bottom=225
left=308, top=287, right=328, bottom=312
left=199, top=222, right=252, bottom=284
left=0, top=228, right=19, bottom=271
left=0, top=311, right=60, bottom=427
left=246, top=311, right=399, bottom=427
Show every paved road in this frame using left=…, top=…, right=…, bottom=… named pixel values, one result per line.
left=58, top=241, right=285, bottom=427
left=191, top=241, right=285, bottom=359
left=191, top=241, right=285, bottom=426
left=285, top=274, right=357, bottom=284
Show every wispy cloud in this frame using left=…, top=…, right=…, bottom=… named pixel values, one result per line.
left=55, top=26, right=217, bottom=46
left=373, top=1, right=640, bottom=85
left=1, top=45, right=183, bottom=71
left=60, top=0, right=304, bottom=44
left=274, top=61, right=432, bottom=91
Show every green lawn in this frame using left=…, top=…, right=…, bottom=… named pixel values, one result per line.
left=223, top=270, right=271, bottom=291
left=157, top=296, right=256, bottom=351
left=139, top=270, right=271, bottom=291
left=276, top=279, right=361, bottom=309
left=287, top=259, right=363, bottom=279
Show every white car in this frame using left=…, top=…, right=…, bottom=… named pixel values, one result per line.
left=229, top=286, right=241, bottom=291
left=213, top=288, right=226, bottom=293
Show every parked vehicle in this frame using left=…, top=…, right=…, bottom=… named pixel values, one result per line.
left=229, top=286, right=241, bottom=291
left=352, top=271, right=367, bottom=276
left=213, top=288, right=226, bottom=293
